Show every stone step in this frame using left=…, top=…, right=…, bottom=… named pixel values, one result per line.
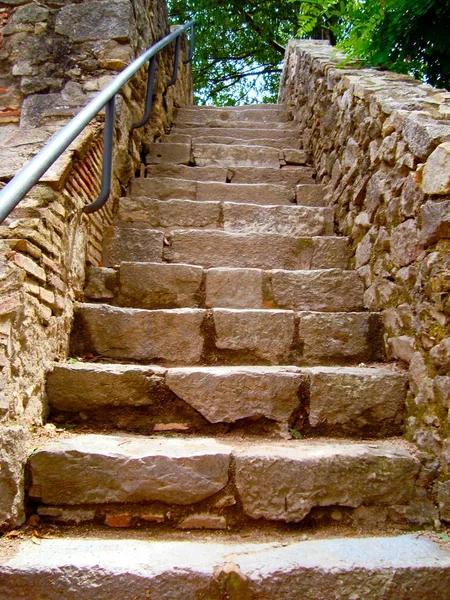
left=170, top=124, right=301, bottom=140
left=47, top=363, right=407, bottom=437
left=175, top=105, right=292, bottom=125
left=85, top=265, right=363, bottom=312
left=160, top=133, right=301, bottom=151
left=163, top=231, right=349, bottom=270
left=144, top=164, right=316, bottom=185
left=1, top=535, right=449, bottom=599
left=70, top=304, right=381, bottom=365
left=26, top=434, right=419, bottom=524
left=130, top=178, right=296, bottom=204
left=175, top=119, right=297, bottom=131
left=115, top=198, right=333, bottom=236
left=103, top=229, right=349, bottom=269
left=144, top=141, right=305, bottom=167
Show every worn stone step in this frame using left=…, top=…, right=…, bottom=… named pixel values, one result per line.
left=2, top=535, right=450, bottom=600
left=175, top=105, right=292, bottom=125
left=175, top=119, right=297, bottom=130
left=114, top=198, right=332, bottom=236
left=163, top=231, right=349, bottom=270
left=103, top=229, right=348, bottom=269
left=171, top=124, right=302, bottom=140
left=70, top=304, right=381, bottom=365
left=130, top=178, right=296, bottom=204
left=85, top=264, right=363, bottom=312
left=26, top=434, right=419, bottom=523
left=48, top=364, right=406, bottom=437
left=161, top=133, right=301, bottom=151
left=192, top=143, right=282, bottom=168
left=144, top=164, right=317, bottom=185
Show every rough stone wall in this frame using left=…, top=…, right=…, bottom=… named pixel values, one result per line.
left=0, top=0, right=192, bottom=529
left=279, top=40, right=450, bottom=523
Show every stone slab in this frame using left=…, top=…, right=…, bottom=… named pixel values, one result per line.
left=28, top=435, right=231, bottom=505
left=175, top=106, right=291, bottom=124
left=164, top=231, right=315, bottom=270
left=213, top=309, right=295, bottom=362
left=118, top=262, right=203, bottom=309
left=228, top=166, right=316, bottom=185
left=193, top=135, right=300, bottom=150
left=102, top=227, right=163, bottom=266
left=193, top=143, right=281, bottom=168
left=296, top=184, right=326, bottom=206
left=297, top=311, right=382, bottom=363
left=70, top=304, right=205, bottom=364
left=1, top=536, right=450, bottom=600
left=196, top=182, right=295, bottom=205
left=234, top=440, right=419, bottom=521
left=165, top=231, right=348, bottom=270
left=172, top=125, right=302, bottom=140
left=145, top=143, right=191, bottom=165
left=306, top=366, right=407, bottom=435
left=130, top=177, right=196, bottom=200
left=145, top=164, right=228, bottom=181
left=47, top=363, right=167, bottom=412
left=272, top=269, right=364, bottom=311
left=116, top=198, right=221, bottom=229
left=166, top=366, right=303, bottom=424
left=205, top=267, right=263, bottom=308
left=223, top=203, right=333, bottom=236
left=311, top=237, right=350, bottom=269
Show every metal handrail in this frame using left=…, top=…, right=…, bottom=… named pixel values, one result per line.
left=0, top=20, right=195, bottom=222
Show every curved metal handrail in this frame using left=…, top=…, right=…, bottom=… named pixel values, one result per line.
left=0, top=20, right=195, bottom=222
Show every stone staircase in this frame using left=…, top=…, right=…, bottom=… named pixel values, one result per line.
left=2, top=104, right=450, bottom=598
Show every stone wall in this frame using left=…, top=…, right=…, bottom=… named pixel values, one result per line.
left=279, top=40, right=450, bottom=523
left=0, top=0, right=192, bottom=529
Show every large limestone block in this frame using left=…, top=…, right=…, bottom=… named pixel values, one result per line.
left=297, top=312, right=382, bottom=363
left=196, top=182, right=294, bottom=205
left=422, top=143, right=450, bottom=195
left=205, top=267, right=263, bottom=308
left=194, top=136, right=300, bottom=150
left=118, top=262, right=203, bottom=309
left=102, top=227, right=163, bottom=266
left=0, top=426, right=27, bottom=529
left=234, top=441, right=419, bottom=521
left=237, top=536, right=450, bottom=600
left=213, top=309, right=295, bottom=362
left=117, top=198, right=221, bottom=230
left=146, top=143, right=191, bottom=165
left=311, top=237, right=350, bottom=269
left=223, top=203, right=333, bottom=236
left=130, top=177, right=196, bottom=200
left=47, top=363, right=167, bottom=412
left=173, top=126, right=301, bottom=140
left=70, top=304, right=205, bottom=364
left=228, top=166, right=316, bottom=185
left=176, top=106, right=291, bottom=125
left=1, top=536, right=450, bottom=600
left=272, top=269, right=364, bottom=311
left=193, top=143, right=281, bottom=168
left=146, top=164, right=228, bottom=182
left=29, top=435, right=231, bottom=505
left=55, top=1, right=132, bottom=42
left=164, top=231, right=314, bottom=270
left=306, top=367, right=407, bottom=435
left=296, top=184, right=326, bottom=206
left=166, top=366, right=303, bottom=424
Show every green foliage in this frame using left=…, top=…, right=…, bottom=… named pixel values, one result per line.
left=331, top=0, right=450, bottom=90
left=170, top=0, right=449, bottom=105
left=169, top=0, right=301, bottom=104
